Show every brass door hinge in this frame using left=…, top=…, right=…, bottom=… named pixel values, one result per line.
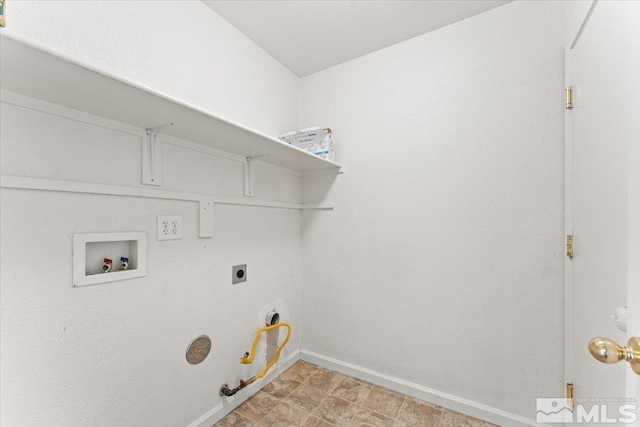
left=567, top=235, right=574, bottom=259
left=566, top=383, right=574, bottom=407
left=566, top=86, right=574, bottom=109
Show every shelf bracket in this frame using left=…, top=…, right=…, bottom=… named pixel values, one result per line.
left=244, top=155, right=269, bottom=197
left=142, top=123, right=173, bottom=186
left=199, top=199, right=214, bottom=238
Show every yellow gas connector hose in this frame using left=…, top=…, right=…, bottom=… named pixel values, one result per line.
left=240, top=322, right=292, bottom=379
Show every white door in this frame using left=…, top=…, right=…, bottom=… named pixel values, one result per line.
left=569, top=0, right=640, bottom=424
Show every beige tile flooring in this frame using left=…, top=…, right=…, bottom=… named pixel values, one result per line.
left=215, top=361, right=496, bottom=427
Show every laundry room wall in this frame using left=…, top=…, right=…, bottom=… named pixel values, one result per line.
left=299, top=0, right=566, bottom=422
left=2, top=0, right=299, bottom=136
left=0, top=1, right=303, bottom=426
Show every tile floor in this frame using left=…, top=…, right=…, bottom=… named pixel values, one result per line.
left=215, top=361, right=497, bottom=427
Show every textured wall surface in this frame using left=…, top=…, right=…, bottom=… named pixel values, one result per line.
left=1, top=0, right=570, bottom=424
left=2, top=0, right=299, bottom=137
left=0, top=101, right=302, bottom=425
left=0, top=3, right=305, bottom=425
left=300, top=1, right=566, bottom=420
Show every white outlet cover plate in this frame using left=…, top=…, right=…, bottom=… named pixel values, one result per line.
left=157, top=216, right=183, bottom=240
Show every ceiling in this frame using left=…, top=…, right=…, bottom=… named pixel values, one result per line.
left=203, top=0, right=511, bottom=77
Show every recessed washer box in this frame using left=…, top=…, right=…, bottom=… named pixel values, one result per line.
left=72, top=232, right=147, bottom=287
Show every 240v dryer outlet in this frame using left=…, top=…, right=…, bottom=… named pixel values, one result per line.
left=157, top=216, right=183, bottom=240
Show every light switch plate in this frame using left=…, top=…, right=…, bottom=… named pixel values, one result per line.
left=157, top=216, right=183, bottom=240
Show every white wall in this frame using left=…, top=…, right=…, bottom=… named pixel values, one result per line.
left=2, top=0, right=299, bottom=137
left=1, top=0, right=569, bottom=424
left=0, top=2, right=303, bottom=425
left=0, top=95, right=302, bottom=427
left=300, top=0, right=566, bottom=422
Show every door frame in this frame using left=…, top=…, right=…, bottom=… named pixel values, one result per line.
left=563, top=0, right=599, bottom=393
left=627, top=1, right=640, bottom=411
left=564, top=43, right=574, bottom=391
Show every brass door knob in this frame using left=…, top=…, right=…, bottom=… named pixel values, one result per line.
left=588, top=336, right=640, bottom=375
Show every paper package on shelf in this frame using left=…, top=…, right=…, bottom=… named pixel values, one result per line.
left=279, top=127, right=335, bottom=162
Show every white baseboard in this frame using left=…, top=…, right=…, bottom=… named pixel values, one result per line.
left=300, top=350, right=548, bottom=427
left=187, top=350, right=301, bottom=427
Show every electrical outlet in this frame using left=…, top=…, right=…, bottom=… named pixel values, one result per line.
left=157, top=216, right=183, bottom=240
left=232, top=264, right=247, bottom=284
